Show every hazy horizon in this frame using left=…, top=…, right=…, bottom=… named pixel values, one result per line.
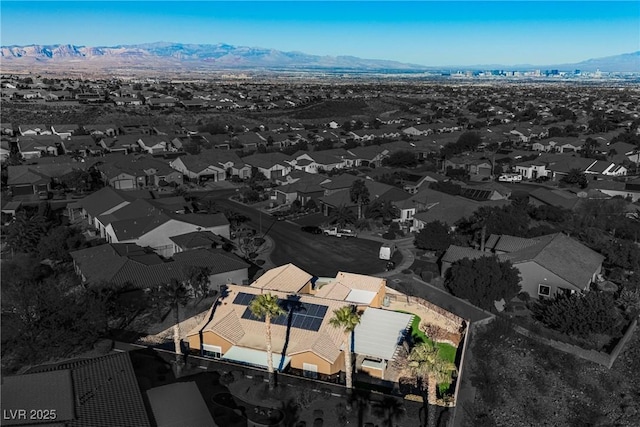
left=1, top=1, right=638, bottom=67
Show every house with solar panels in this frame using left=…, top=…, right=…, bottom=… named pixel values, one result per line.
left=186, top=263, right=415, bottom=383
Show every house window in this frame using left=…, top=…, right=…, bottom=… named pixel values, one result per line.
left=538, top=284, right=551, bottom=297
left=302, top=363, right=318, bottom=379
left=202, top=344, right=222, bottom=359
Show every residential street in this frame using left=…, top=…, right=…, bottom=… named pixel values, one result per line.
left=205, top=192, right=492, bottom=323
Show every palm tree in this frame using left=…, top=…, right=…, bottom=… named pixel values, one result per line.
left=157, top=279, right=190, bottom=366
left=329, top=205, right=357, bottom=228
left=350, top=179, right=370, bottom=220
left=329, top=305, right=361, bottom=390
left=249, top=293, right=286, bottom=390
left=408, top=342, right=457, bottom=427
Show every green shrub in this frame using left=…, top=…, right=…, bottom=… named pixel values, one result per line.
left=531, top=291, right=621, bottom=338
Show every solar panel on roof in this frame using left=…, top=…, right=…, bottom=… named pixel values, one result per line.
left=233, top=292, right=256, bottom=306
left=239, top=300, right=328, bottom=332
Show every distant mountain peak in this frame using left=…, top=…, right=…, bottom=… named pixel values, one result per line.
left=1, top=42, right=637, bottom=73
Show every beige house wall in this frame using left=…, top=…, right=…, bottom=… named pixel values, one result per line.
left=290, top=350, right=344, bottom=376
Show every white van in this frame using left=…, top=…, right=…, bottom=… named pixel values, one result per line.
left=379, top=243, right=397, bottom=260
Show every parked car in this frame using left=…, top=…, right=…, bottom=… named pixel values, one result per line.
left=322, top=227, right=357, bottom=238
left=301, top=226, right=322, bottom=234
left=498, top=173, right=523, bottom=183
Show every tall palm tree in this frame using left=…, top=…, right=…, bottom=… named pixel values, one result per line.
left=157, top=279, right=190, bottom=365
left=329, top=205, right=357, bottom=228
left=408, top=342, right=457, bottom=427
left=329, top=305, right=361, bottom=390
left=350, top=179, right=370, bottom=220
left=249, top=293, right=286, bottom=390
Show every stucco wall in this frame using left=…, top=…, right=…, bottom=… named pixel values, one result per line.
left=209, top=269, right=249, bottom=293
left=516, top=261, right=585, bottom=299
left=290, top=351, right=343, bottom=376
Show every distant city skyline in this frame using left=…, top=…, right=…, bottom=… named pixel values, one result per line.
left=1, top=1, right=638, bottom=67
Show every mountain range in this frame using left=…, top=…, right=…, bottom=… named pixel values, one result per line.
left=1, top=42, right=638, bottom=73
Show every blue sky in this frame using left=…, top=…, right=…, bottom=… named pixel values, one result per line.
left=1, top=1, right=638, bottom=66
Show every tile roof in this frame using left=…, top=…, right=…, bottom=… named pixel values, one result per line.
left=2, top=370, right=75, bottom=426
left=79, top=187, right=133, bottom=218
left=529, top=188, right=581, bottom=210
left=71, top=245, right=248, bottom=289
left=484, top=234, right=539, bottom=253
left=22, top=352, right=150, bottom=427
left=250, top=263, right=314, bottom=293
left=190, top=284, right=345, bottom=364
left=502, top=233, right=605, bottom=289
left=441, top=245, right=489, bottom=264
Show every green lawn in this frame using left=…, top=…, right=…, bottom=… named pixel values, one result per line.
left=399, top=311, right=458, bottom=364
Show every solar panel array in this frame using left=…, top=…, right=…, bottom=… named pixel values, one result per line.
left=460, top=188, right=493, bottom=201
left=233, top=292, right=328, bottom=332
left=233, top=292, right=256, bottom=306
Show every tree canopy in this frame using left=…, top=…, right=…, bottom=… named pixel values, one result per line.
left=382, top=150, right=418, bottom=168
left=445, top=256, right=521, bottom=310
left=414, top=221, right=453, bottom=253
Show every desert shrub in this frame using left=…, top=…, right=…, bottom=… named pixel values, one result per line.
left=220, top=371, right=235, bottom=385
left=531, top=291, right=622, bottom=338
left=382, top=231, right=396, bottom=240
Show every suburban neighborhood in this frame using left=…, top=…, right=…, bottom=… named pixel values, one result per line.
left=1, top=72, right=640, bottom=427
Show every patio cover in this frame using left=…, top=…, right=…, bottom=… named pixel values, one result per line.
left=146, top=382, right=214, bottom=427
left=222, top=346, right=292, bottom=371
left=346, top=289, right=377, bottom=305
left=354, top=308, right=413, bottom=360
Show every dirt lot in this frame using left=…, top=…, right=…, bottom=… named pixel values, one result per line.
left=464, top=318, right=640, bottom=427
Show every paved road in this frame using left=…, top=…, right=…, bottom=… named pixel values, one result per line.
left=212, top=197, right=394, bottom=277
left=202, top=191, right=492, bottom=323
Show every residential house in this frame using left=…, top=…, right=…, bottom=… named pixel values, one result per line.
left=411, top=187, right=509, bottom=231
left=137, top=135, right=170, bottom=154
left=186, top=264, right=409, bottom=381
left=1, top=352, right=151, bottom=427
left=399, top=171, right=447, bottom=194
left=113, top=96, right=144, bottom=107
left=16, top=135, right=63, bottom=158
left=170, top=150, right=250, bottom=182
left=589, top=179, right=640, bottom=202
left=273, top=173, right=327, bottom=205
left=318, top=179, right=410, bottom=217
left=402, top=124, right=433, bottom=136
left=18, top=124, right=51, bottom=136
left=98, top=155, right=184, bottom=190
left=83, top=124, right=118, bottom=137
left=95, top=135, right=134, bottom=154
left=347, top=145, right=390, bottom=168
left=64, top=135, right=101, bottom=157
left=545, top=156, right=595, bottom=180
left=444, top=154, right=493, bottom=178
left=51, top=124, right=80, bottom=139
left=514, top=160, right=550, bottom=180
left=71, top=243, right=248, bottom=292
left=441, top=233, right=604, bottom=300
left=242, top=152, right=292, bottom=180
left=528, top=188, right=582, bottom=210
left=7, top=162, right=86, bottom=196
left=1, top=123, right=15, bottom=136
left=288, top=149, right=354, bottom=173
